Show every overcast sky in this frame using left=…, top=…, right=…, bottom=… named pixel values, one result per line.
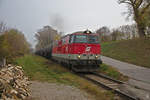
left=0, top=0, right=133, bottom=47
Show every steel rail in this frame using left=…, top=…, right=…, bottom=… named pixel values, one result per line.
left=93, top=72, right=150, bottom=93
left=78, top=73, right=140, bottom=100
left=92, top=72, right=125, bottom=84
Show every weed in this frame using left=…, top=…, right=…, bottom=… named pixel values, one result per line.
left=99, top=64, right=128, bottom=81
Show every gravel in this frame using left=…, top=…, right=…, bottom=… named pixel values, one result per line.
left=29, top=81, right=93, bottom=100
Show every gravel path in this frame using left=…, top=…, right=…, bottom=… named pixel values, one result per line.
left=29, top=81, right=93, bottom=100
left=101, top=56, right=150, bottom=99
left=101, top=56, right=150, bottom=83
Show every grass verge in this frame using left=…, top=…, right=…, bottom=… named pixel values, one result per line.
left=99, top=64, right=128, bottom=81
left=101, top=38, right=150, bottom=68
left=14, top=54, right=117, bottom=100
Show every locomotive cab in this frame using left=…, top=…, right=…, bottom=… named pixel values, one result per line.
left=68, top=30, right=102, bottom=72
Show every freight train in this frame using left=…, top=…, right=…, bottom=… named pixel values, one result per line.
left=36, top=30, right=102, bottom=72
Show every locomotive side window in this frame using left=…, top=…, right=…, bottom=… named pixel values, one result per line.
left=62, top=38, right=65, bottom=45
left=70, top=35, right=75, bottom=43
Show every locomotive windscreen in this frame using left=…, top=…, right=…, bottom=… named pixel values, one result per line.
left=74, top=35, right=87, bottom=43
left=88, top=35, right=99, bottom=44
left=70, top=35, right=99, bottom=44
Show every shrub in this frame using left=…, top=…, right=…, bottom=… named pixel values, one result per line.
left=0, top=29, right=30, bottom=62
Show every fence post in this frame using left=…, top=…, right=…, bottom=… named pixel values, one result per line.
left=3, top=58, right=6, bottom=67
left=0, top=58, right=6, bottom=67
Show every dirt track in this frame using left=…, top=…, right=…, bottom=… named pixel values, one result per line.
left=29, top=81, right=93, bottom=100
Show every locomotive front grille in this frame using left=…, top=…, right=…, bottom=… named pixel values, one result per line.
left=82, top=54, right=93, bottom=56
left=83, top=54, right=86, bottom=56
left=70, top=59, right=102, bottom=65
left=71, top=54, right=101, bottom=60
left=90, top=54, right=93, bottom=56
left=80, top=54, right=98, bottom=60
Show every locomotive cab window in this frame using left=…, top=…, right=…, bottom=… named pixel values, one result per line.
left=69, top=35, right=87, bottom=43
left=88, top=35, right=99, bottom=44
left=69, top=35, right=99, bottom=44
left=74, top=35, right=87, bottom=43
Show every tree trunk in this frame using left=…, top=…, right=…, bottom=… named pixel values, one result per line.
left=137, top=24, right=146, bottom=37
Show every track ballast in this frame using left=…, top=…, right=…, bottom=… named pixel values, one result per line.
left=78, top=72, right=139, bottom=100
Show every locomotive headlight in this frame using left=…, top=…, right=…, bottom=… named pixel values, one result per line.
left=95, top=55, right=98, bottom=59
left=77, top=55, right=81, bottom=59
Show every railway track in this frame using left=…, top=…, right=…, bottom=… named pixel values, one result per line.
left=78, top=72, right=140, bottom=100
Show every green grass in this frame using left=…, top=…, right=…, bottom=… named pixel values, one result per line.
left=101, top=38, right=150, bottom=68
left=14, top=54, right=117, bottom=100
left=14, top=54, right=79, bottom=86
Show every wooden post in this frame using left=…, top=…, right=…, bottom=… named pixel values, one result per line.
left=3, top=58, right=6, bottom=67
left=0, top=58, right=6, bottom=67
left=0, top=60, right=1, bottom=67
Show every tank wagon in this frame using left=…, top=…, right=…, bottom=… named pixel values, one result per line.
left=36, top=30, right=102, bottom=72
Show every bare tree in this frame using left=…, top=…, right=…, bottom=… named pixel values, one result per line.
left=118, top=0, right=150, bottom=37
left=145, top=8, right=150, bottom=35
left=111, top=29, right=124, bottom=41
left=35, top=26, right=59, bottom=50
left=118, top=24, right=138, bottom=39
left=0, top=22, right=7, bottom=35
left=96, top=26, right=111, bottom=42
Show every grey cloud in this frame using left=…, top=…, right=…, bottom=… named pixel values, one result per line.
left=0, top=0, right=132, bottom=47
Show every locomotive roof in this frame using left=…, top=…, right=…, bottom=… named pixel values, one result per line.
left=60, top=31, right=98, bottom=39
left=70, top=31, right=97, bottom=35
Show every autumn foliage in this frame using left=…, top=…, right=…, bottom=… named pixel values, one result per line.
left=0, top=29, right=30, bottom=61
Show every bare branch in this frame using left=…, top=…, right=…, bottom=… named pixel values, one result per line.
left=118, top=0, right=150, bottom=37
left=119, top=0, right=132, bottom=5
left=0, top=22, right=7, bottom=34
left=141, top=2, right=150, bottom=14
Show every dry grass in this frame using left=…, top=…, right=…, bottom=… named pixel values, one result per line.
left=99, top=64, right=128, bottom=81
left=102, top=38, right=150, bottom=68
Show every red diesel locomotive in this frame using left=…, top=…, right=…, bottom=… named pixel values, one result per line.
left=36, top=30, right=102, bottom=72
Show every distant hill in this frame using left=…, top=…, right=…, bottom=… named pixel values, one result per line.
left=101, top=38, right=150, bottom=68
